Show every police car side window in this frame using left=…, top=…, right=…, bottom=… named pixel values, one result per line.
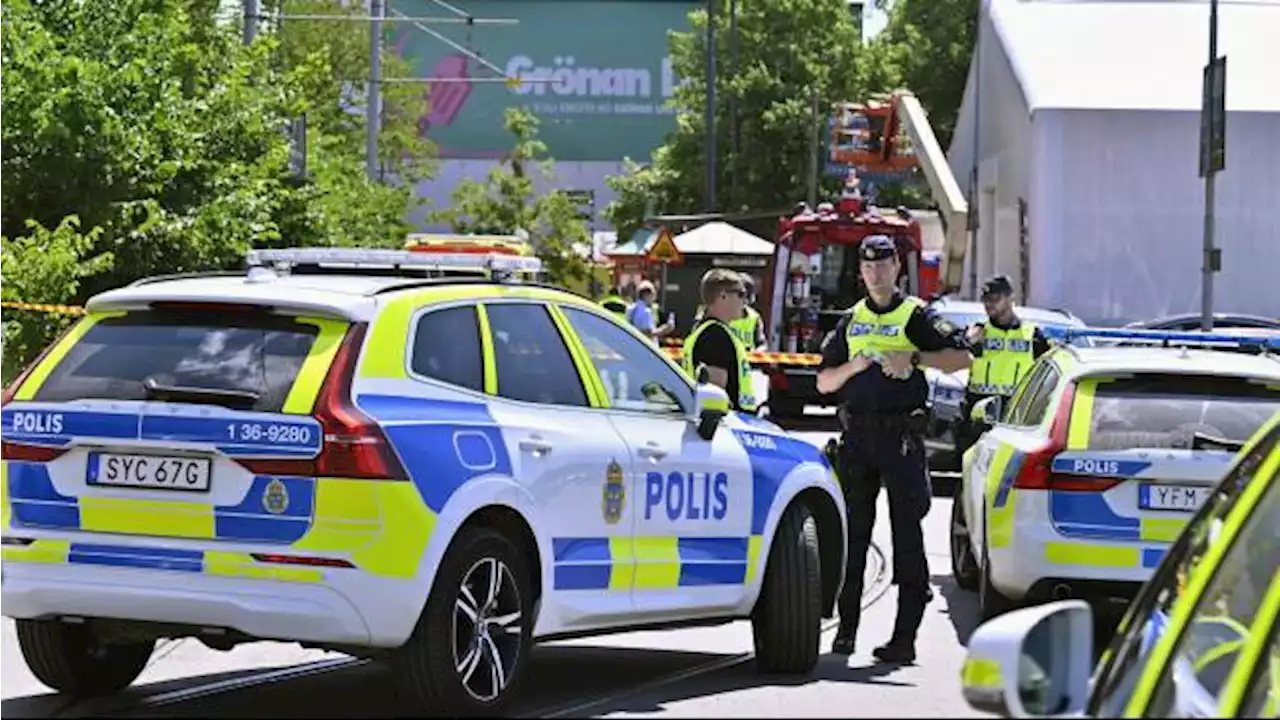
left=559, top=306, right=694, bottom=415
left=1087, top=428, right=1279, bottom=717
left=484, top=303, right=589, bottom=408
left=410, top=305, right=484, bottom=392
left=1005, top=362, right=1058, bottom=426
left=1145, top=460, right=1280, bottom=716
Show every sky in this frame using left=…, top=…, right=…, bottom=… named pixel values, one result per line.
left=861, top=1, right=889, bottom=40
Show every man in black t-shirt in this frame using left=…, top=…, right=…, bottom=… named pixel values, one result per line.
left=683, top=269, right=753, bottom=412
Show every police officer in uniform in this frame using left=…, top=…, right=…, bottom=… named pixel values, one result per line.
left=954, top=275, right=1052, bottom=457
left=816, top=235, right=973, bottom=662
left=683, top=269, right=757, bottom=413
left=728, top=274, right=767, bottom=351
left=599, top=285, right=628, bottom=318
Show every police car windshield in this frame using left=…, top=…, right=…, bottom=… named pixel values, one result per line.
left=33, top=311, right=320, bottom=413
left=1084, top=374, right=1280, bottom=450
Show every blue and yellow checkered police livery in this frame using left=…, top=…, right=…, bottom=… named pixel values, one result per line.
left=1, top=249, right=848, bottom=716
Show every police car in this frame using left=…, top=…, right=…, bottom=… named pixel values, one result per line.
left=949, top=327, right=1280, bottom=622
left=959, top=409, right=1280, bottom=718
left=0, top=249, right=847, bottom=716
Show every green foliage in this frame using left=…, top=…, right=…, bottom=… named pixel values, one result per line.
left=603, top=0, right=978, bottom=239
left=1, top=0, right=436, bottom=375
left=432, top=108, right=591, bottom=288
left=868, top=0, right=978, bottom=149
left=1, top=217, right=113, bottom=383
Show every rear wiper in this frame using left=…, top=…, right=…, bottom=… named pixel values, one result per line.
left=1191, top=430, right=1246, bottom=453
left=143, top=377, right=261, bottom=410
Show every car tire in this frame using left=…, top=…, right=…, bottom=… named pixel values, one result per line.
left=16, top=619, right=153, bottom=697
left=392, top=526, right=533, bottom=717
left=751, top=501, right=822, bottom=675
left=978, top=540, right=1017, bottom=622
left=950, top=490, right=980, bottom=592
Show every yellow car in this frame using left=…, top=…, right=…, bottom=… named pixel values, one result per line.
left=960, top=409, right=1280, bottom=718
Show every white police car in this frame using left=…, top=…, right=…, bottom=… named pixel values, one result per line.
left=950, top=328, right=1280, bottom=621
left=1, top=249, right=847, bottom=716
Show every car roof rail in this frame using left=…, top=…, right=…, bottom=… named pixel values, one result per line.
left=128, top=270, right=247, bottom=287
left=1061, top=327, right=1280, bottom=355
left=244, top=247, right=543, bottom=283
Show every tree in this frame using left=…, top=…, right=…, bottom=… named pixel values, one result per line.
left=861, top=0, right=977, bottom=150
left=603, top=0, right=978, bottom=238
left=604, top=0, right=870, bottom=238
left=0, top=0, right=434, bottom=376
left=432, top=108, right=591, bottom=288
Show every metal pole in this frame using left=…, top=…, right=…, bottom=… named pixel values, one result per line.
left=367, top=0, right=384, bottom=181
left=1200, top=0, right=1218, bottom=332
left=243, top=0, right=260, bottom=44
left=704, top=0, right=718, bottom=212
left=806, top=86, right=821, bottom=208
left=729, top=0, right=738, bottom=203
left=967, top=0, right=984, bottom=299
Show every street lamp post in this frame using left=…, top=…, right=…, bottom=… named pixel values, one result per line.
left=1199, top=0, right=1226, bottom=331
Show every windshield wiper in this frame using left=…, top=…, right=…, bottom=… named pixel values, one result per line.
left=1191, top=430, right=1246, bottom=453
left=144, top=377, right=261, bottom=410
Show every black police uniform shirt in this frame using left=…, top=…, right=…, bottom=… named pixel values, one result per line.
left=689, top=318, right=742, bottom=410
left=819, top=292, right=969, bottom=415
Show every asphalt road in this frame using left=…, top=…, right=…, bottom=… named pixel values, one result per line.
left=0, top=421, right=1108, bottom=719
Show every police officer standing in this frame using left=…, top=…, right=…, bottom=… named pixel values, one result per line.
left=684, top=269, right=757, bottom=413
left=954, top=275, right=1052, bottom=457
left=728, top=274, right=768, bottom=351
left=816, top=235, right=972, bottom=663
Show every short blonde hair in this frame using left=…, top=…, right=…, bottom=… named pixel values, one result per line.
left=700, top=268, right=744, bottom=304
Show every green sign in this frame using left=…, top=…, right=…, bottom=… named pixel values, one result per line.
left=391, top=0, right=695, bottom=162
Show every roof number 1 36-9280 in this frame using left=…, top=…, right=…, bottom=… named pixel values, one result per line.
left=227, top=422, right=313, bottom=446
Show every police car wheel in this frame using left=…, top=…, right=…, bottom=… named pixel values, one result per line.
left=751, top=501, right=822, bottom=675
left=392, top=526, right=532, bottom=717
left=15, top=619, right=153, bottom=697
left=949, top=493, right=979, bottom=591
left=978, top=541, right=1016, bottom=622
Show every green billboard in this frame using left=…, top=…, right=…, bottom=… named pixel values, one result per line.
left=390, top=0, right=695, bottom=162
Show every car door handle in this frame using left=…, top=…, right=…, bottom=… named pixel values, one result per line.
left=519, top=436, right=553, bottom=454
left=637, top=444, right=667, bottom=462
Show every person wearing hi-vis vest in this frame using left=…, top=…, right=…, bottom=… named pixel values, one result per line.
left=599, top=285, right=628, bottom=318
left=683, top=269, right=757, bottom=412
left=729, top=273, right=767, bottom=350
left=815, top=234, right=972, bottom=663
left=954, top=274, right=1052, bottom=457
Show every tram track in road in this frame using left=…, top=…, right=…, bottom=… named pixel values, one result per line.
left=42, top=542, right=890, bottom=719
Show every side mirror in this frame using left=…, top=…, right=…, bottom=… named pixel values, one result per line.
left=693, top=366, right=730, bottom=441
left=971, top=396, right=1003, bottom=424
left=961, top=600, right=1094, bottom=718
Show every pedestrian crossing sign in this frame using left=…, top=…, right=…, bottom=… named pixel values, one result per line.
left=647, top=227, right=682, bottom=264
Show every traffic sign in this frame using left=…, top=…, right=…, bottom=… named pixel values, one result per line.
left=646, top=226, right=683, bottom=264
left=1199, top=55, right=1226, bottom=178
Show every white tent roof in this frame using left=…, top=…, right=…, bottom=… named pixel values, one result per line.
left=674, top=222, right=774, bottom=255
left=992, top=0, right=1280, bottom=113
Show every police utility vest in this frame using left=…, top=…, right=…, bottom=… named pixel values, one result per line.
left=845, top=296, right=923, bottom=379
left=684, top=318, right=757, bottom=412
left=728, top=307, right=761, bottom=348
left=968, top=321, right=1037, bottom=397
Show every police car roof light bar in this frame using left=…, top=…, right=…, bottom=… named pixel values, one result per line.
left=245, top=248, right=542, bottom=275
left=1061, top=327, right=1280, bottom=351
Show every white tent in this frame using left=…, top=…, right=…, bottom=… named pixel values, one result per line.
left=673, top=221, right=774, bottom=256
left=948, top=0, right=1280, bottom=325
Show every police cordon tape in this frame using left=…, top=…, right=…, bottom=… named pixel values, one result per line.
left=0, top=300, right=87, bottom=316
left=662, top=346, right=824, bottom=367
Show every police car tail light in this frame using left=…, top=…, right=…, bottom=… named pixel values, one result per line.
left=236, top=323, right=408, bottom=481
left=0, top=441, right=66, bottom=463
left=1012, top=383, right=1077, bottom=491
left=312, top=323, right=408, bottom=481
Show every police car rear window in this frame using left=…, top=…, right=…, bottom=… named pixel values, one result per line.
left=34, top=311, right=320, bottom=413
left=1086, top=374, right=1280, bottom=451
